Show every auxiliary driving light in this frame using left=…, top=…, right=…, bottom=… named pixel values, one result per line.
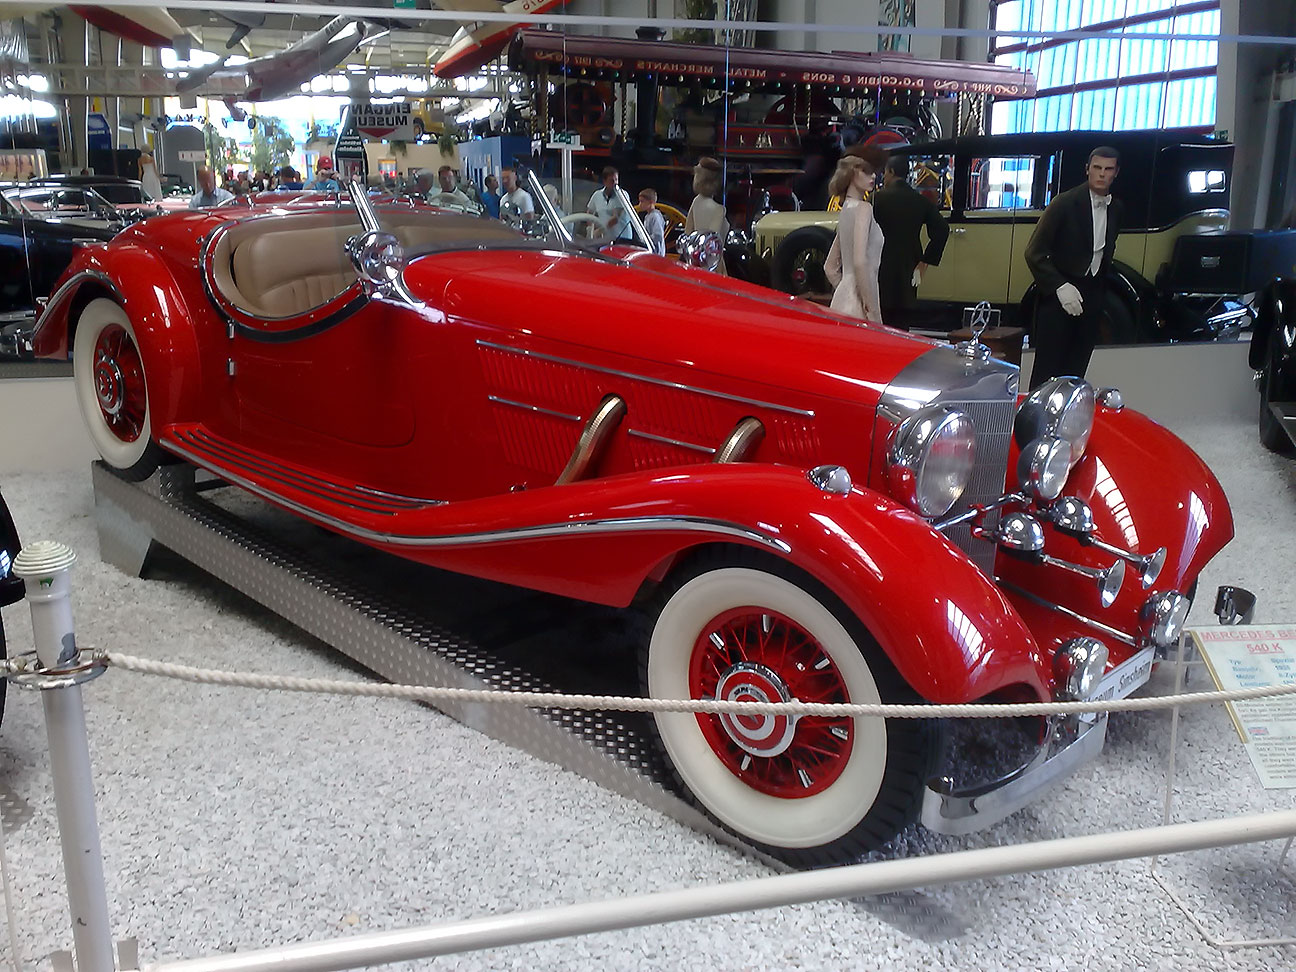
left=1053, top=637, right=1109, bottom=701
left=1140, top=591, right=1192, bottom=652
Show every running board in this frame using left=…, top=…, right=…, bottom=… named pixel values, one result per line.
left=1270, top=402, right=1296, bottom=448
left=160, top=424, right=444, bottom=518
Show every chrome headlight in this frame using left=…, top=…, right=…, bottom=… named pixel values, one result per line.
left=679, top=230, right=723, bottom=271
left=1017, top=436, right=1072, bottom=503
left=1015, top=377, right=1096, bottom=468
left=1140, top=591, right=1191, bottom=651
left=886, top=405, right=976, bottom=518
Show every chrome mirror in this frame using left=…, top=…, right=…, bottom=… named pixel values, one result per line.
left=679, top=230, right=723, bottom=272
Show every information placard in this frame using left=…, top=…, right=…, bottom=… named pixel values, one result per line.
left=1192, top=625, right=1296, bottom=789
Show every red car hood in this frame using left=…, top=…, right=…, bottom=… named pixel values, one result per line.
left=403, top=247, right=941, bottom=408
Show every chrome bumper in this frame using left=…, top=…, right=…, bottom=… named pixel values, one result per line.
left=921, top=715, right=1107, bottom=836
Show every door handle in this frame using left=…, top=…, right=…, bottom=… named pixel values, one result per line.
left=952, top=227, right=966, bottom=235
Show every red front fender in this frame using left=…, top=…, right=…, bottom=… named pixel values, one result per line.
left=32, top=246, right=202, bottom=429
left=372, top=462, right=1049, bottom=705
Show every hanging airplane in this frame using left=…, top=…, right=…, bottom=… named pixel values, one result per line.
left=434, top=0, right=570, bottom=78
left=174, top=15, right=382, bottom=103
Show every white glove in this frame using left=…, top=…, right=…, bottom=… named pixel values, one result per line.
left=1056, top=282, right=1084, bottom=317
left=911, top=267, right=923, bottom=288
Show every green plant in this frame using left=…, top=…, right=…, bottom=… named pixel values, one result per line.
left=249, top=116, right=295, bottom=174
left=673, top=0, right=715, bottom=45
left=437, top=133, right=456, bottom=156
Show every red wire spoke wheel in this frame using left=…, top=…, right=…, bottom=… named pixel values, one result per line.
left=643, top=552, right=940, bottom=867
left=689, top=607, right=853, bottom=799
left=73, top=298, right=163, bottom=480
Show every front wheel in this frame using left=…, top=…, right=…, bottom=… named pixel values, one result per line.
left=641, top=552, right=941, bottom=867
left=73, top=298, right=164, bottom=480
left=770, top=226, right=835, bottom=296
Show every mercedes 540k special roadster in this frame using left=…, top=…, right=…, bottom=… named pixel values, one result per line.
left=33, top=176, right=1244, bottom=867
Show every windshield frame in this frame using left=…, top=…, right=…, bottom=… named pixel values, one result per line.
left=1, top=184, right=120, bottom=220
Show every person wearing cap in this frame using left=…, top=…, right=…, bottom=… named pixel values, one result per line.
left=305, top=157, right=340, bottom=191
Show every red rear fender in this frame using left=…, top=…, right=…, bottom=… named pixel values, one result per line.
left=32, top=246, right=202, bottom=427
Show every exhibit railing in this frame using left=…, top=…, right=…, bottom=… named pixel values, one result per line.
left=2, top=541, right=1294, bottom=972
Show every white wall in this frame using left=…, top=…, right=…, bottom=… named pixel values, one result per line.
left=0, top=378, right=97, bottom=475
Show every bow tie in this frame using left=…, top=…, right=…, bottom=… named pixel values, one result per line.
left=1092, top=193, right=1111, bottom=208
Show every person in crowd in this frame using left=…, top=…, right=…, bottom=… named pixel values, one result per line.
left=137, top=151, right=163, bottom=200
left=542, top=183, right=566, bottom=218
left=498, top=167, right=534, bottom=228
left=872, top=154, right=950, bottom=330
left=823, top=155, right=884, bottom=322
left=305, top=158, right=340, bottom=191
left=434, top=165, right=472, bottom=208
left=189, top=166, right=234, bottom=209
left=588, top=166, right=632, bottom=241
left=684, top=156, right=729, bottom=274
left=638, top=187, right=666, bottom=257
left=1023, top=145, right=1123, bottom=389
left=481, top=173, right=501, bottom=219
left=277, top=166, right=303, bottom=190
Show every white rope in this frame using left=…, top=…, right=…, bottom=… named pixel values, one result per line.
left=104, top=652, right=1296, bottom=720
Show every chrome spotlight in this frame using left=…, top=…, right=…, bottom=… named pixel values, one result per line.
left=1015, top=376, right=1096, bottom=468
left=1053, top=637, right=1109, bottom=701
left=1140, top=591, right=1191, bottom=652
left=1047, top=496, right=1096, bottom=537
left=679, top=230, right=723, bottom=272
left=1017, top=437, right=1072, bottom=503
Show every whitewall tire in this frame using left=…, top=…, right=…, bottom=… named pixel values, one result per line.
left=73, top=298, right=163, bottom=481
left=643, top=552, right=940, bottom=867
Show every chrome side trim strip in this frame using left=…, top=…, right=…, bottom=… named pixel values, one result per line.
left=477, top=340, right=816, bottom=418
left=627, top=428, right=717, bottom=455
left=487, top=395, right=582, bottom=423
left=34, top=268, right=125, bottom=337
left=998, top=580, right=1137, bottom=647
left=353, top=484, right=447, bottom=506
left=161, top=435, right=792, bottom=555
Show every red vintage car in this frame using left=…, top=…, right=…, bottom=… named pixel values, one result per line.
left=32, top=179, right=1242, bottom=867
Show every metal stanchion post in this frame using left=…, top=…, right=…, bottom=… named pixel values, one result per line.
left=12, top=541, right=116, bottom=972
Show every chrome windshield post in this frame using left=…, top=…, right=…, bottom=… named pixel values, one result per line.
left=349, top=178, right=381, bottom=234
left=616, top=185, right=651, bottom=250
left=526, top=170, right=574, bottom=247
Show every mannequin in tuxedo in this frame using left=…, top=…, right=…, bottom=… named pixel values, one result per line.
left=1023, top=147, right=1123, bottom=390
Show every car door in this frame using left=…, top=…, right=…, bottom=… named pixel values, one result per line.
left=953, top=153, right=1051, bottom=306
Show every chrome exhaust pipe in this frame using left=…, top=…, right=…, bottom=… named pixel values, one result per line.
left=1039, top=554, right=1126, bottom=608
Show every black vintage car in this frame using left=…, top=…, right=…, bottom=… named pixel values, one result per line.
left=753, top=129, right=1260, bottom=342
left=0, top=181, right=123, bottom=357
left=1249, top=269, right=1296, bottom=453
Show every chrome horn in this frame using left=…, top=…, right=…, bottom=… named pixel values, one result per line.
left=983, top=510, right=1125, bottom=606
left=1045, top=497, right=1167, bottom=589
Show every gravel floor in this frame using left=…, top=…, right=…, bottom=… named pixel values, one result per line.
left=0, top=410, right=1293, bottom=972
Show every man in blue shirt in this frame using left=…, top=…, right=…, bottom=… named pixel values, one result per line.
left=481, top=173, right=501, bottom=219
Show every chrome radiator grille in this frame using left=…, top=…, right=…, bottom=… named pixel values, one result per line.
left=938, top=397, right=1016, bottom=577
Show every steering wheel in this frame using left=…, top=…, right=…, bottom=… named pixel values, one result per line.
left=561, top=212, right=608, bottom=239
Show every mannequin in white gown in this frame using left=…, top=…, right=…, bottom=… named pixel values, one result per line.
left=823, top=156, right=884, bottom=323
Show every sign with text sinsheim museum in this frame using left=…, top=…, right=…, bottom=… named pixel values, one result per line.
left=349, top=102, right=415, bottom=141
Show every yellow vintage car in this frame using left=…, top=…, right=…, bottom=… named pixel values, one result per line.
left=754, top=130, right=1244, bottom=342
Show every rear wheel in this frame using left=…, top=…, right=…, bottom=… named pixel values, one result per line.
left=771, top=225, right=835, bottom=296
left=73, top=298, right=164, bottom=480
left=641, top=551, right=941, bottom=867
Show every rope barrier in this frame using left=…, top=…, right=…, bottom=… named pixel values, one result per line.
left=104, top=651, right=1296, bottom=720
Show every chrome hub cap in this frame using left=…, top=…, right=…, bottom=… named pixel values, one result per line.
left=94, top=350, right=125, bottom=418
left=714, top=661, right=798, bottom=758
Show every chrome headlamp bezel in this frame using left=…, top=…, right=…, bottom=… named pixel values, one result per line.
left=1015, top=377, right=1096, bottom=469
left=1017, top=436, right=1072, bottom=503
left=1139, top=591, right=1191, bottom=651
left=886, top=405, right=977, bottom=518
left=1053, top=637, right=1109, bottom=701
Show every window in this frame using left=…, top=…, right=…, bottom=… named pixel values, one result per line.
left=1187, top=169, right=1226, bottom=193
left=966, top=156, right=1039, bottom=211
left=990, top=1, right=1220, bottom=135
left=908, top=154, right=953, bottom=211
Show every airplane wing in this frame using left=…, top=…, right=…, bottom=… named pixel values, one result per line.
left=434, top=0, right=569, bottom=78
left=68, top=5, right=188, bottom=49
